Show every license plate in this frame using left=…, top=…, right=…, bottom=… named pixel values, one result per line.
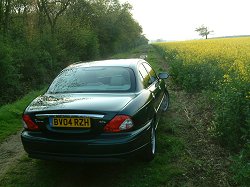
left=51, top=117, right=91, bottom=128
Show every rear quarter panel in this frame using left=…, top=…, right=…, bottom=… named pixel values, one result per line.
left=120, top=90, right=155, bottom=130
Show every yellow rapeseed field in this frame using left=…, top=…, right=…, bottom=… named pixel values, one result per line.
left=157, top=37, right=250, bottom=82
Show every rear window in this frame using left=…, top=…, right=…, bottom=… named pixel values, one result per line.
left=47, top=66, right=135, bottom=93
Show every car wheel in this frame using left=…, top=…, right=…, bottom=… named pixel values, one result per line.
left=143, top=125, right=156, bottom=162
left=161, top=90, right=169, bottom=112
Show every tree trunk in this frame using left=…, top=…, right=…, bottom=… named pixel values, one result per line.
left=3, top=0, right=11, bottom=34
left=37, top=0, right=46, bottom=34
left=0, top=0, right=3, bottom=31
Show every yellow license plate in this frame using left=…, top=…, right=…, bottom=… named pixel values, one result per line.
left=52, top=117, right=91, bottom=128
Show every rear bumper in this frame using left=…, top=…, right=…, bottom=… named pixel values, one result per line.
left=21, top=122, right=151, bottom=162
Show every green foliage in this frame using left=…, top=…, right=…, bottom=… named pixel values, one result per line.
left=231, top=145, right=250, bottom=186
left=214, top=79, right=249, bottom=151
left=0, top=0, right=146, bottom=106
left=170, top=60, right=224, bottom=92
left=57, top=26, right=100, bottom=61
left=0, top=41, right=21, bottom=104
left=16, top=41, right=53, bottom=86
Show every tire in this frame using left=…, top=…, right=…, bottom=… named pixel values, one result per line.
left=143, top=125, right=156, bottom=162
left=161, top=90, right=170, bottom=112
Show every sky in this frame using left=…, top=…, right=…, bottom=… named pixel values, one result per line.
left=119, top=0, right=250, bottom=41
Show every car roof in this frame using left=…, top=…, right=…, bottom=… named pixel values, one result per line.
left=67, top=58, right=145, bottom=70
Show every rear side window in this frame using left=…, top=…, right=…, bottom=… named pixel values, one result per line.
left=142, top=63, right=158, bottom=82
left=139, top=64, right=151, bottom=88
left=47, top=66, right=135, bottom=93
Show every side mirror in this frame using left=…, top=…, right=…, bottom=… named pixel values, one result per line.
left=158, top=73, right=169, bottom=79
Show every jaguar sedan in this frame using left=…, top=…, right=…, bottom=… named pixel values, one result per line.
left=21, top=59, right=169, bottom=162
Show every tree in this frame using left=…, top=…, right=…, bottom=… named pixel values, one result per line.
left=195, top=25, right=213, bottom=39
left=37, top=0, right=71, bottom=37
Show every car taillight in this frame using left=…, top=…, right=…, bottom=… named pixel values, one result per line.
left=104, top=115, right=134, bottom=133
left=22, top=114, right=39, bottom=131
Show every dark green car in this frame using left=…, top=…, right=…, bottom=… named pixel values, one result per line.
left=21, top=59, right=169, bottom=162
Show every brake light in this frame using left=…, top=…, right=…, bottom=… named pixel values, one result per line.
left=22, top=114, right=39, bottom=131
left=104, top=115, right=134, bottom=133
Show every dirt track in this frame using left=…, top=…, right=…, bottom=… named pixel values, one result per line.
left=0, top=131, right=24, bottom=177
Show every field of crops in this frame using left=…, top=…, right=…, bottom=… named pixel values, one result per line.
left=157, top=37, right=250, bottom=90
left=155, top=38, right=250, bottom=185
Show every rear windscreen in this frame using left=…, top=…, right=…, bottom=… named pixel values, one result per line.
left=47, top=66, right=135, bottom=93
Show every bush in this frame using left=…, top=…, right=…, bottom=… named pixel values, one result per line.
left=14, top=41, right=53, bottom=89
left=0, top=41, right=21, bottom=104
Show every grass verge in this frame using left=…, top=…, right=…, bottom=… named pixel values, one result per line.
left=0, top=89, right=45, bottom=143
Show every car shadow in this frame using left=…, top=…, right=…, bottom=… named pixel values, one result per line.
left=34, top=158, right=146, bottom=187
